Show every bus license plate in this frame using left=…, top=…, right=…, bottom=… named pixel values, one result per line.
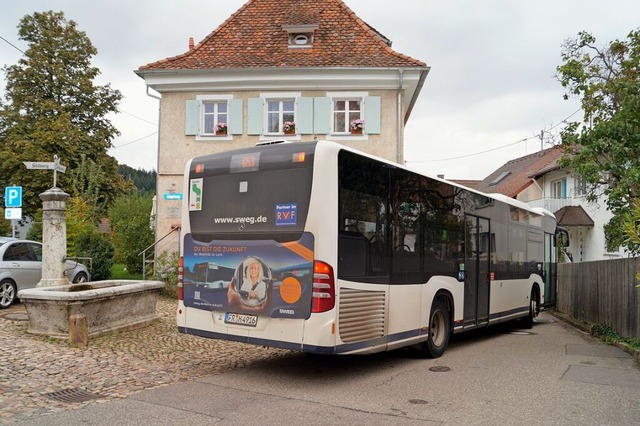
left=224, top=312, right=258, bottom=327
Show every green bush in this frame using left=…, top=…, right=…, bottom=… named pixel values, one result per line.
left=153, top=251, right=179, bottom=299
left=108, top=193, right=154, bottom=274
left=75, top=231, right=115, bottom=281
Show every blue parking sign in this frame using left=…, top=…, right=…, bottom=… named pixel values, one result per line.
left=5, top=186, right=22, bottom=208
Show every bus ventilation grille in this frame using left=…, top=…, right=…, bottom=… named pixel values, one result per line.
left=338, top=288, right=386, bottom=343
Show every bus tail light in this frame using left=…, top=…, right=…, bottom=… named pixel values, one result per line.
left=312, top=260, right=335, bottom=313
left=178, top=256, right=184, bottom=301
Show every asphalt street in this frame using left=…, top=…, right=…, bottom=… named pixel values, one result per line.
left=3, top=307, right=638, bottom=425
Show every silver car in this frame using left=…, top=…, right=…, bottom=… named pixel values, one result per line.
left=0, top=237, right=90, bottom=309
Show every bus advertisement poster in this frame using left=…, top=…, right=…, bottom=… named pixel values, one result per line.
left=182, top=233, right=314, bottom=319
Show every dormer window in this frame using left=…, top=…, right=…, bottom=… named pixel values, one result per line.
left=283, top=24, right=318, bottom=49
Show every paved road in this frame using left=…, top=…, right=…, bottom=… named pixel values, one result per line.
left=2, top=302, right=639, bottom=425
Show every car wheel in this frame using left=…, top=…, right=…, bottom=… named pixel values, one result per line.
left=0, top=279, right=17, bottom=309
left=72, top=272, right=88, bottom=284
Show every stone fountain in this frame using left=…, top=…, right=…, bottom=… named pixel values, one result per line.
left=18, top=178, right=164, bottom=344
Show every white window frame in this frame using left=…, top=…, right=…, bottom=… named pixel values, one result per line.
left=551, top=179, right=564, bottom=199
left=196, top=94, right=233, bottom=141
left=327, top=91, right=367, bottom=139
left=259, top=92, right=300, bottom=138
left=574, top=174, right=588, bottom=197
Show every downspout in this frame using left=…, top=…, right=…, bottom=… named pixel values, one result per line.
left=397, top=69, right=404, bottom=165
left=145, top=85, right=162, bottom=268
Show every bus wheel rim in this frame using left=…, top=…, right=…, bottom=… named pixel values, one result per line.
left=431, top=311, right=445, bottom=347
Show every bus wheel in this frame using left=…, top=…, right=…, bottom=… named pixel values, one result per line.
left=522, top=289, right=538, bottom=329
left=421, top=298, right=451, bottom=358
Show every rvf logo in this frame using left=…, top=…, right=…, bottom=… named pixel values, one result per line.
left=275, top=203, right=297, bottom=226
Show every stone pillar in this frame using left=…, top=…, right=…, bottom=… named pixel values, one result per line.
left=37, top=187, right=71, bottom=287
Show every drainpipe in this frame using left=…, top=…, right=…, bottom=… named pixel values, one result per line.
left=397, top=69, right=404, bottom=165
left=145, top=86, right=161, bottom=273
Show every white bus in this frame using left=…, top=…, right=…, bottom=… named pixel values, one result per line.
left=177, top=140, right=560, bottom=357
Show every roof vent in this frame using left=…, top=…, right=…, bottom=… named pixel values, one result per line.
left=282, top=24, right=318, bottom=49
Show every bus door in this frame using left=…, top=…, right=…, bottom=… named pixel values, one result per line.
left=463, top=215, right=490, bottom=327
left=543, top=232, right=558, bottom=308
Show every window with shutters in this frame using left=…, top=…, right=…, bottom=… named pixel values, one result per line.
left=266, top=99, right=295, bottom=134
left=185, top=95, right=241, bottom=140
left=333, top=99, right=362, bottom=134
left=202, top=101, right=228, bottom=135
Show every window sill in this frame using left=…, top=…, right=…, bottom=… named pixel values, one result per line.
left=260, top=134, right=301, bottom=141
left=195, top=134, right=234, bottom=141
left=328, top=133, right=369, bottom=141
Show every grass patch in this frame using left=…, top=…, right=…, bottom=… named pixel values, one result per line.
left=592, top=323, right=640, bottom=350
left=110, top=263, right=143, bottom=280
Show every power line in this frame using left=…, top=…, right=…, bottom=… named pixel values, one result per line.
left=111, top=131, right=158, bottom=149
left=0, top=35, right=25, bottom=54
left=3, top=35, right=157, bottom=128
left=407, top=108, right=582, bottom=164
left=117, top=108, right=157, bottom=126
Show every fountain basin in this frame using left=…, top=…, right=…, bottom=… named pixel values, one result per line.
left=18, top=280, right=165, bottom=339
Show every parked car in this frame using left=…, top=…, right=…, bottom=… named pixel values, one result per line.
left=0, top=237, right=90, bottom=309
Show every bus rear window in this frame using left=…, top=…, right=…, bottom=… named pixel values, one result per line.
left=188, top=165, right=313, bottom=236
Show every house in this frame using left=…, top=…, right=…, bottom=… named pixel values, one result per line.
left=473, top=146, right=627, bottom=262
left=135, top=0, right=429, bottom=255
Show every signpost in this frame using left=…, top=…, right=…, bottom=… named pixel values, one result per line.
left=23, top=154, right=67, bottom=188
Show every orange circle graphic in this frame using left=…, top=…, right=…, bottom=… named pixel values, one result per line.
left=279, top=277, right=302, bottom=304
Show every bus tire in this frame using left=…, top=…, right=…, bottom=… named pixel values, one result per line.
left=421, top=298, right=451, bottom=358
left=522, top=288, right=539, bottom=329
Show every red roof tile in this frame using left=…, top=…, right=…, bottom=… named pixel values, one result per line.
left=139, top=0, right=426, bottom=71
left=474, top=147, right=563, bottom=197
left=555, top=205, right=594, bottom=227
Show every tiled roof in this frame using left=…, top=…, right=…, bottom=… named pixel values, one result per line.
left=554, top=205, right=594, bottom=227
left=451, top=179, right=481, bottom=190
left=139, top=0, right=426, bottom=71
left=474, top=147, right=563, bottom=197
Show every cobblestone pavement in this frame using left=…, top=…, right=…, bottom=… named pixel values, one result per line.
left=0, top=298, right=289, bottom=424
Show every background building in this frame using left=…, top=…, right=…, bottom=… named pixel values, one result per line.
left=136, top=0, right=429, bottom=256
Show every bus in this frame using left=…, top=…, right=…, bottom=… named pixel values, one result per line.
left=177, top=140, right=560, bottom=357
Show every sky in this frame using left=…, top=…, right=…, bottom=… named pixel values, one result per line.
left=1, top=0, right=639, bottom=180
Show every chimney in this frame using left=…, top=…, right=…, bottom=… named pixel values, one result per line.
left=437, top=174, right=445, bottom=179
left=188, top=37, right=194, bottom=50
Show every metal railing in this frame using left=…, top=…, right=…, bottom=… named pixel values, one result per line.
left=138, top=227, right=180, bottom=280
left=525, top=197, right=574, bottom=212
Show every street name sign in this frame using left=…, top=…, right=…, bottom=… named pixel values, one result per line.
left=23, top=161, right=67, bottom=172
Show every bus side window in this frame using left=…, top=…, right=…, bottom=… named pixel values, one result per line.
left=338, top=224, right=370, bottom=277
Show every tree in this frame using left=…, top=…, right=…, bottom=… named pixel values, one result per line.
left=118, top=164, right=156, bottom=194
left=108, top=193, right=154, bottom=274
left=556, top=30, right=640, bottom=254
left=0, top=209, right=12, bottom=237
left=0, top=11, right=128, bottom=219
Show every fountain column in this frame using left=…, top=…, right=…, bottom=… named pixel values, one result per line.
left=37, top=187, right=71, bottom=287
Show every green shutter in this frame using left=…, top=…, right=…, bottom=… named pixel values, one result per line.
left=363, top=96, right=381, bottom=134
left=228, top=99, right=243, bottom=135
left=313, top=97, right=331, bottom=134
left=185, top=100, right=199, bottom=135
left=247, top=97, right=264, bottom=135
left=297, top=97, right=313, bottom=134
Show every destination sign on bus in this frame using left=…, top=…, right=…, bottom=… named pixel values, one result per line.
left=230, top=152, right=260, bottom=173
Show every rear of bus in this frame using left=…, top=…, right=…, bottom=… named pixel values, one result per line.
left=177, top=141, right=336, bottom=352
